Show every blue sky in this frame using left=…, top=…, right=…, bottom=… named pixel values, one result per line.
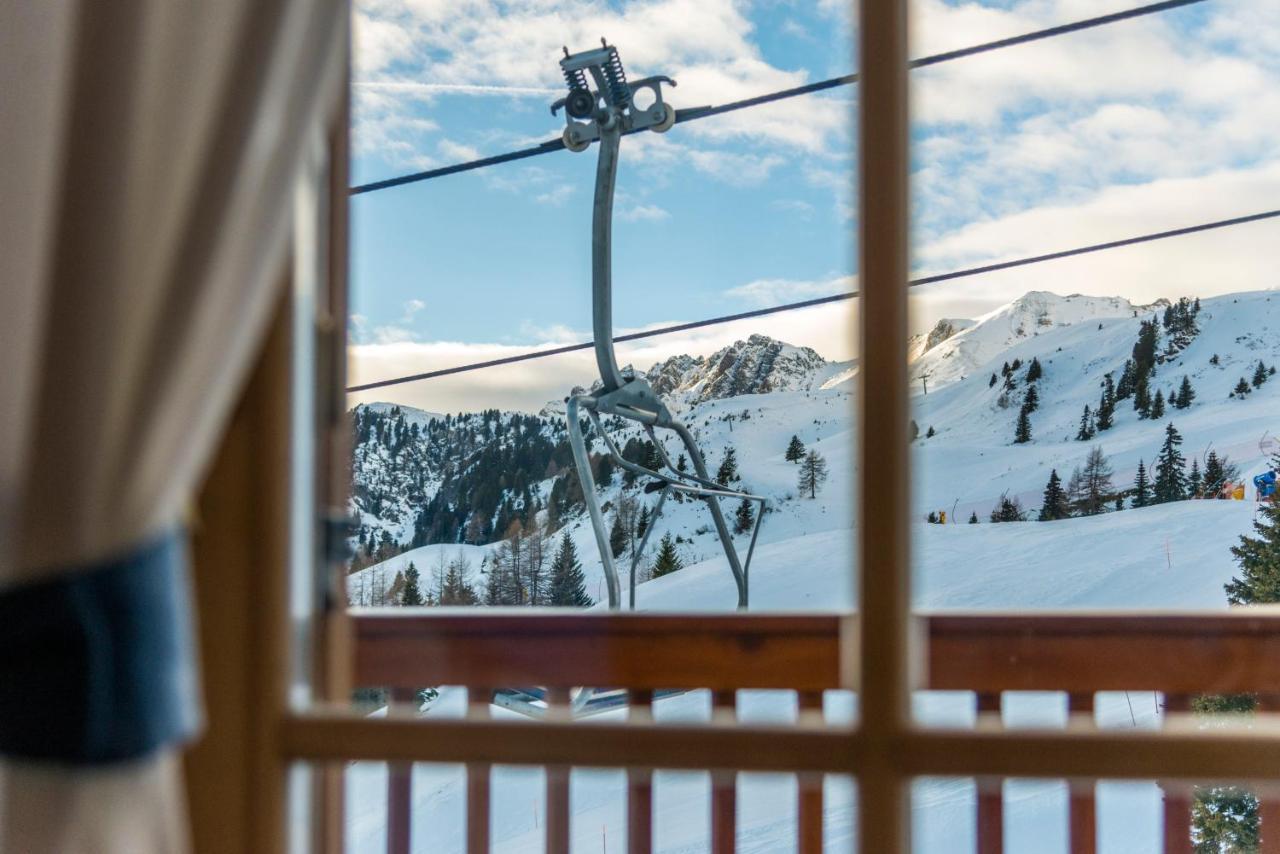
left=349, top=0, right=1280, bottom=413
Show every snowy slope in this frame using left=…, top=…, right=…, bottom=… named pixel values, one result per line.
left=344, top=288, right=1280, bottom=853
left=345, top=500, right=1244, bottom=853
left=913, top=289, right=1280, bottom=522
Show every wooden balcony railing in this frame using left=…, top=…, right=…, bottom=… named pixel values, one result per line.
left=352, top=610, right=1280, bottom=854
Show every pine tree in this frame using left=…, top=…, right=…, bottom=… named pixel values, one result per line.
left=1023, top=384, right=1040, bottom=413
left=785, top=435, right=807, bottom=462
left=1234, top=377, right=1251, bottom=397
left=1133, top=459, right=1151, bottom=508
left=676, top=454, right=688, bottom=473
left=1150, top=388, right=1166, bottom=419
left=440, top=557, right=480, bottom=605
left=1153, top=423, right=1187, bottom=504
left=1225, top=457, right=1280, bottom=604
left=596, top=454, right=615, bottom=485
left=968, top=511, right=979, bottom=524
left=797, top=450, right=829, bottom=499
left=733, top=498, right=755, bottom=535
left=636, top=505, right=651, bottom=540
left=1175, top=375, right=1195, bottom=409
left=651, top=532, right=683, bottom=578
left=716, top=447, right=740, bottom=485
left=1075, top=405, right=1094, bottom=441
left=548, top=533, right=593, bottom=606
left=1013, top=407, right=1032, bottom=444
left=1254, top=361, right=1268, bottom=388
left=1025, top=357, right=1043, bottom=383
left=1203, top=451, right=1240, bottom=499
left=1134, top=373, right=1151, bottom=417
left=989, top=495, right=1025, bottom=523
left=1096, top=375, right=1116, bottom=431
left=1191, top=787, right=1259, bottom=852
left=1189, top=458, right=1202, bottom=498
left=1038, top=469, right=1070, bottom=521
left=1116, top=359, right=1136, bottom=400
left=401, top=561, right=424, bottom=606
left=609, top=512, right=628, bottom=559
left=989, top=373, right=998, bottom=388
left=926, top=426, right=936, bottom=438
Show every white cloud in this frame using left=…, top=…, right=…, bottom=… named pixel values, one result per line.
left=911, top=159, right=1280, bottom=330
left=534, top=184, right=575, bottom=206
left=771, top=198, right=815, bottom=218
left=725, top=274, right=854, bottom=307
left=618, top=203, right=670, bottom=222
left=353, top=0, right=853, bottom=159
left=437, top=138, right=481, bottom=161
left=353, top=11, right=417, bottom=75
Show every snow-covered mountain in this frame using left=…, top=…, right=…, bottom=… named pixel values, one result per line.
left=909, top=291, right=1166, bottom=390
left=350, top=288, right=1280, bottom=604
left=643, top=333, right=831, bottom=403
left=346, top=287, right=1280, bottom=852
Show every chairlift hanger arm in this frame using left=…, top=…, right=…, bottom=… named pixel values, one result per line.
left=557, top=42, right=758, bottom=611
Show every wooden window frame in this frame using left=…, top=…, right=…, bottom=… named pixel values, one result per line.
left=188, top=3, right=1280, bottom=852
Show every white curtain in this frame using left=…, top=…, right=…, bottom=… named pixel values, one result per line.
left=0, top=0, right=345, bottom=850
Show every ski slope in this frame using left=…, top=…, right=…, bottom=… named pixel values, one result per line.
left=345, top=289, right=1280, bottom=851
left=345, top=499, right=1257, bottom=853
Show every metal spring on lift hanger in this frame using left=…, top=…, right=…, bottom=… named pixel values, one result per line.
left=562, top=65, right=589, bottom=92
left=602, top=45, right=629, bottom=107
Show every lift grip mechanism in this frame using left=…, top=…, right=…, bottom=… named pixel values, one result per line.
left=556, top=41, right=766, bottom=611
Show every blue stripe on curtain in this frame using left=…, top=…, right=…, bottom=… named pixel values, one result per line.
left=0, top=530, right=200, bottom=764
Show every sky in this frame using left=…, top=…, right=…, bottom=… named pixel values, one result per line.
left=347, top=0, right=1280, bottom=414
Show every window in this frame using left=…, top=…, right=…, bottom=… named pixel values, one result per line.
left=262, top=3, right=1280, bottom=853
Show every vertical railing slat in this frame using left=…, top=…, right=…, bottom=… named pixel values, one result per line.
left=711, top=690, right=738, bottom=854
left=546, top=687, right=572, bottom=854
left=387, top=687, right=415, bottom=854
left=797, top=691, right=825, bottom=854
left=628, top=689, right=655, bottom=854
left=1068, top=694, right=1096, bottom=854
left=1257, top=695, right=1280, bottom=853
left=1161, top=694, right=1193, bottom=854
left=466, top=686, right=492, bottom=854
left=976, top=693, right=1003, bottom=854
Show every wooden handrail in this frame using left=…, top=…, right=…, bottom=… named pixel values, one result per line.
left=352, top=609, right=1280, bottom=695
left=353, top=610, right=842, bottom=691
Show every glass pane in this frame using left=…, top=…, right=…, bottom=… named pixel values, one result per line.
left=908, top=0, right=1279, bottom=719
left=342, top=0, right=862, bottom=847
left=347, top=0, right=858, bottom=617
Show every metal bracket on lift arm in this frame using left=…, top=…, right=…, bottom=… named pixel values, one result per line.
left=555, top=41, right=767, bottom=610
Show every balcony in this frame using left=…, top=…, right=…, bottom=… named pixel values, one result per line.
left=329, top=610, right=1280, bottom=853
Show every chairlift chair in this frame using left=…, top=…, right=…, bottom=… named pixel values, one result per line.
left=555, top=41, right=767, bottom=611
left=494, top=42, right=767, bottom=721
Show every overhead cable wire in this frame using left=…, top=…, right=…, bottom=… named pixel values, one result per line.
left=350, top=0, right=1208, bottom=196
left=346, top=207, right=1280, bottom=393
